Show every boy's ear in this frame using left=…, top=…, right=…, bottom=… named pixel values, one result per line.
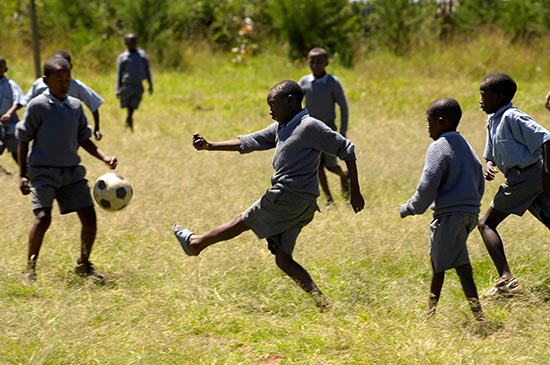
left=42, top=75, right=48, bottom=86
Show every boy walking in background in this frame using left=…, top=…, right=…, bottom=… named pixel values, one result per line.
left=0, top=56, right=25, bottom=174
left=116, top=33, right=153, bottom=132
left=298, top=47, right=350, bottom=207
left=477, top=72, right=550, bottom=297
left=16, top=57, right=118, bottom=283
left=173, top=80, right=364, bottom=310
left=400, top=98, right=484, bottom=322
left=25, top=50, right=104, bottom=141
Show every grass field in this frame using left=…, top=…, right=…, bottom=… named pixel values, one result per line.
left=1, top=38, right=549, bottom=364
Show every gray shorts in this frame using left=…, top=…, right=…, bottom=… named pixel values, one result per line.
left=243, top=188, right=319, bottom=255
left=492, top=162, right=550, bottom=217
left=29, top=165, right=93, bottom=214
left=0, top=133, right=18, bottom=158
left=119, top=83, right=144, bottom=109
left=429, top=214, right=477, bottom=273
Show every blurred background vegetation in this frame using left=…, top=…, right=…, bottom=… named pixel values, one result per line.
left=2, top=0, right=550, bottom=71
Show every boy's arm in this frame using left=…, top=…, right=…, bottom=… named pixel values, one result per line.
left=193, top=133, right=241, bottom=151
left=543, top=140, right=550, bottom=196
left=0, top=103, right=22, bottom=124
left=484, top=160, right=499, bottom=181
left=334, top=80, right=349, bottom=137
left=545, top=90, right=550, bottom=111
left=92, top=110, right=102, bottom=141
left=79, top=139, right=117, bottom=169
left=18, top=141, right=31, bottom=195
left=344, top=159, right=364, bottom=213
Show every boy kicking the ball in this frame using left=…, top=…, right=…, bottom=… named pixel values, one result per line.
left=173, top=80, right=364, bottom=310
left=400, top=98, right=485, bottom=322
left=16, top=57, right=118, bottom=283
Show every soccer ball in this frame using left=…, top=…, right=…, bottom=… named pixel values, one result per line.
left=93, top=173, right=133, bottom=211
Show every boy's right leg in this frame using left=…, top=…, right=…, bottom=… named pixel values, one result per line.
left=126, top=107, right=135, bottom=131
left=23, top=208, right=52, bottom=281
left=176, top=214, right=250, bottom=256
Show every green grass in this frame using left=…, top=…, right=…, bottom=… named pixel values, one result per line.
left=1, top=36, right=549, bottom=364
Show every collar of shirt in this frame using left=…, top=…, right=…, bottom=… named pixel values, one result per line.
left=44, top=90, right=76, bottom=109
left=487, top=102, right=513, bottom=123
left=279, top=108, right=309, bottom=131
left=0, top=76, right=7, bottom=85
left=306, top=73, right=329, bottom=83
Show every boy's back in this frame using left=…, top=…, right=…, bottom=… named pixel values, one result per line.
left=403, top=131, right=484, bottom=218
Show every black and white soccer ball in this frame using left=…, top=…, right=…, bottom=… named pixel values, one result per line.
left=93, top=173, right=133, bottom=211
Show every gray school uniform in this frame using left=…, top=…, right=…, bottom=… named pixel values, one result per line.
left=16, top=91, right=93, bottom=214
left=483, top=103, right=550, bottom=218
left=0, top=75, right=25, bottom=156
left=116, top=48, right=152, bottom=109
left=400, top=132, right=484, bottom=272
left=24, top=78, right=104, bottom=113
left=239, top=109, right=356, bottom=254
left=299, top=73, right=349, bottom=167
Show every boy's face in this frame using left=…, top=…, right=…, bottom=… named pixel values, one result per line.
left=43, top=69, right=71, bottom=99
left=125, top=37, right=138, bottom=51
left=479, top=89, right=503, bottom=114
left=268, top=93, right=292, bottom=124
left=307, top=54, right=328, bottom=78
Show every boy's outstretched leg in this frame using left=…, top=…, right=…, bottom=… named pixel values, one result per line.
left=173, top=214, right=250, bottom=256
left=456, top=264, right=484, bottom=322
left=478, top=207, right=523, bottom=297
left=22, top=208, right=52, bottom=282
left=75, top=206, right=103, bottom=281
left=271, top=243, right=331, bottom=311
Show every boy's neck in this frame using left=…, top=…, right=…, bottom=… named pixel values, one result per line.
left=313, top=71, right=327, bottom=79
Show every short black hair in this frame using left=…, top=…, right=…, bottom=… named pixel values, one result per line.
left=427, top=98, right=462, bottom=129
left=480, top=72, right=517, bottom=103
left=52, top=50, right=72, bottom=65
left=307, top=47, right=328, bottom=60
left=43, top=57, right=71, bottom=77
left=268, top=80, right=304, bottom=105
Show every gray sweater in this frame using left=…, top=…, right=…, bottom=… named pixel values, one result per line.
left=401, top=131, right=484, bottom=218
left=238, top=109, right=356, bottom=199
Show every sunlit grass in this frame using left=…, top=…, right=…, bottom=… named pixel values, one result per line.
left=0, top=34, right=549, bottom=364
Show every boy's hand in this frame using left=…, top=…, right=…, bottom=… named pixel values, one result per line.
left=94, top=129, right=103, bottom=141
left=193, top=133, right=209, bottom=150
left=484, top=161, right=499, bottom=181
left=103, top=156, right=118, bottom=169
left=1, top=113, right=11, bottom=124
left=19, top=177, right=31, bottom=195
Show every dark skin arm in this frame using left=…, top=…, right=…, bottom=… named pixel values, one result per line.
left=92, top=110, right=102, bottom=141
left=18, top=141, right=31, bottom=195
left=192, top=132, right=241, bottom=151
left=345, top=159, right=365, bottom=213
left=543, top=140, right=550, bottom=196
left=79, top=139, right=118, bottom=168
left=484, top=160, right=499, bottom=181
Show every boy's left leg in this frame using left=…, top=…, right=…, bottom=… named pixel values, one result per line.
left=272, top=244, right=331, bottom=311
left=75, top=206, right=103, bottom=280
left=456, top=264, right=484, bottom=322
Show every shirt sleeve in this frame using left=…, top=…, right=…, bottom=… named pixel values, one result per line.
left=10, top=80, right=25, bottom=106
left=72, top=80, right=104, bottom=112
left=16, top=102, right=40, bottom=142
left=404, top=142, right=446, bottom=215
left=509, top=112, right=550, bottom=154
left=332, top=77, right=349, bottom=137
left=238, top=123, right=278, bottom=153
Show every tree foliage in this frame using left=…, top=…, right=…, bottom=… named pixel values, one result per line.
left=2, top=0, right=550, bottom=70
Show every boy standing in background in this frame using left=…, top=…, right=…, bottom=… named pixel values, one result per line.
left=116, top=33, right=153, bottom=132
left=299, top=47, right=350, bottom=207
